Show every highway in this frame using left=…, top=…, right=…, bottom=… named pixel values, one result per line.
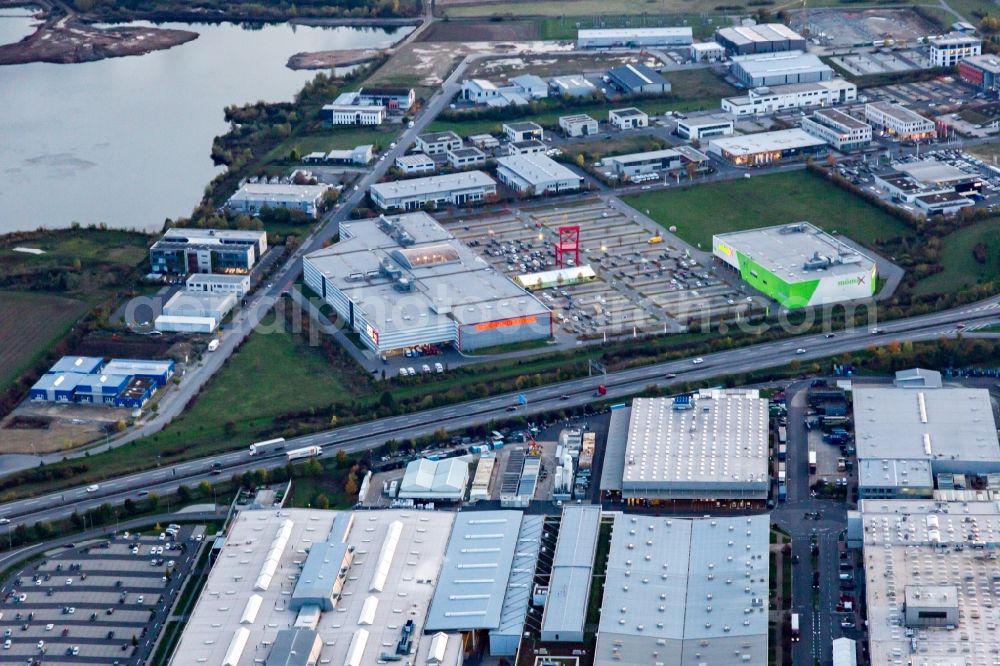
left=1, top=293, right=998, bottom=532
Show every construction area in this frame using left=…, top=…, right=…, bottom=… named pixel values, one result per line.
left=790, top=8, right=938, bottom=48
left=438, top=199, right=758, bottom=339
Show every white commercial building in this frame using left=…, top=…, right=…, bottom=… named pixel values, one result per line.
left=676, top=114, right=735, bottom=140
left=460, top=75, right=548, bottom=107
left=185, top=273, right=250, bottom=298
left=502, top=139, right=546, bottom=156
left=169, top=509, right=460, bottom=666
left=730, top=50, right=833, bottom=87
left=593, top=513, right=770, bottom=665
left=559, top=113, right=599, bottom=137
left=398, top=458, right=469, bottom=501
left=303, top=213, right=551, bottom=355
left=603, top=148, right=684, bottom=179
left=602, top=390, right=770, bottom=500
left=577, top=27, right=693, bottom=49
left=853, top=385, right=1000, bottom=477
left=713, top=222, right=877, bottom=308
left=226, top=182, right=330, bottom=219
left=707, top=128, right=827, bottom=166
left=502, top=122, right=544, bottom=142
left=155, top=290, right=236, bottom=333
left=609, top=107, right=649, bottom=130
left=446, top=147, right=486, bottom=169
left=800, top=108, right=873, bottom=151
left=722, top=79, right=857, bottom=116
left=395, top=153, right=436, bottom=174
left=495, top=153, right=583, bottom=195
left=690, top=40, right=725, bottom=62
left=320, top=103, right=386, bottom=125
left=929, top=32, right=982, bottom=67
left=860, top=499, right=1000, bottom=666
left=425, top=511, right=543, bottom=656
left=832, top=637, right=857, bottom=666
left=469, top=134, right=500, bottom=150
left=550, top=75, right=598, bottom=97
left=415, top=131, right=463, bottom=155
left=864, top=101, right=936, bottom=140
left=369, top=171, right=497, bottom=211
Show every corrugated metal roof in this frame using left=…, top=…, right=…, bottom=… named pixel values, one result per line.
left=541, top=505, right=602, bottom=637
left=492, top=515, right=544, bottom=638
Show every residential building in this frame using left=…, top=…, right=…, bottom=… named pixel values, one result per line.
left=303, top=212, right=551, bottom=354
left=609, top=107, right=649, bottom=129
left=226, top=182, right=330, bottom=219
left=549, top=75, right=597, bottom=97
left=502, top=122, right=543, bottom=142
left=356, top=86, right=415, bottom=111
left=495, top=154, right=583, bottom=195
left=577, top=26, right=693, bottom=49
left=600, top=391, right=770, bottom=501
left=800, top=108, right=872, bottom=151
left=320, top=103, right=386, bottom=126
left=603, top=148, right=684, bottom=179
left=959, top=54, right=1000, bottom=91
left=606, top=63, right=671, bottom=94
left=731, top=50, right=833, bottom=87
left=398, top=458, right=469, bottom=501
left=864, top=101, right=936, bottom=140
left=716, top=23, right=806, bottom=55
left=446, top=147, right=486, bottom=169
left=675, top=114, right=734, bottom=140
left=559, top=114, right=599, bottom=137
left=368, top=171, right=497, bottom=211
left=722, top=79, right=857, bottom=116
left=185, top=273, right=250, bottom=298
left=713, top=222, right=875, bottom=308
left=149, top=228, right=267, bottom=275
left=395, top=153, right=436, bottom=175
left=593, top=513, right=770, bottom=665
left=690, top=40, right=725, bottom=62
left=929, top=32, right=982, bottom=67
left=707, top=128, right=826, bottom=166
left=502, top=139, right=546, bottom=156
left=415, top=131, right=462, bottom=155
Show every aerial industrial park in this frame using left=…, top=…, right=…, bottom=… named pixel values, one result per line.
left=5, top=1, right=1000, bottom=666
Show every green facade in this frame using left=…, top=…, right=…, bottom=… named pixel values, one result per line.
left=735, top=251, right=820, bottom=309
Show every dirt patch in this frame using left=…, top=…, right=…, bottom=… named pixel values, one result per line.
left=419, top=19, right=539, bottom=42
left=788, top=8, right=938, bottom=47
left=467, top=52, right=662, bottom=78
left=0, top=15, right=197, bottom=66
left=0, top=412, right=111, bottom=454
left=287, top=48, right=381, bottom=70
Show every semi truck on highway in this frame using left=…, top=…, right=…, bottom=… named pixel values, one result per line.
left=249, top=438, right=286, bottom=457
left=790, top=613, right=800, bottom=642
left=286, top=445, right=322, bottom=462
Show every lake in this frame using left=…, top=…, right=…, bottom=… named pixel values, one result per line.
left=0, top=17, right=411, bottom=234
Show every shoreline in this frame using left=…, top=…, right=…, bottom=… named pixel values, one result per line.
left=286, top=47, right=381, bottom=70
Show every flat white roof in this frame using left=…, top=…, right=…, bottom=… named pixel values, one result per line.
left=897, top=159, right=976, bottom=185
left=858, top=458, right=934, bottom=491
left=578, top=27, right=693, bottom=39
left=228, top=182, right=329, bottom=203
left=853, top=386, right=1000, bottom=466
left=622, top=390, right=769, bottom=495
left=866, top=101, right=933, bottom=125
left=496, top=153, right=582, bottom=186
left=170, top=509, right=455, bottom=666
left=369, top=171, right=496, bottom=200
left=594, top=513, right=769, bottom=665
left=732, top=50, right=831, bottom=78
left=708, top=128, right=825, bottom=156
left=860, top=499, right=1000, bottom=666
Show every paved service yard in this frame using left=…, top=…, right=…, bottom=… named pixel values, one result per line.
left=441, top=198, right=755, bottom=339
left=0, top=525, right=203, bottom=665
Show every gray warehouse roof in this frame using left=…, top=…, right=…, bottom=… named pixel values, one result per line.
left=732, top=50, right=832, bottom=79
left=600, top=406, right=632, bottom=493
left=493, top=515, right=544, bottom=639
left=369, top=170, right=496, bottom=200
left=425, top=511, right=523, bottom=631
left=496, top=153, right=582, bottom=186
left=265, top=629, right=321, bottom=666
left=540, top=505, right=602, bottom=638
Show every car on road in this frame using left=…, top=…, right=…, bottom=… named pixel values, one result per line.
left=44, top=625, right=52, bottom=632
left=665, top=373, right=677, bottom=379
left=824, top=333, right=835, bottom=338
left=505, top=406, right=517, bottom=412
left=2, top=639, right=8, bottom=649
left=870, top=328, right=883, bottom=335
left=795, top=348, right=807, bottom=354
left=136, top=490, right=148, bottom=497
left=85, top=484, right=99, bottom=493
left=692, top=357, right=704, bottom=365
left=0, top=518, right=9, bottom=525
left=559, top=395, right=570, bottom=401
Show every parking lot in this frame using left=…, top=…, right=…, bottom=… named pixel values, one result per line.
left=0, top=525, right=204, bottom=665
left=441, top=199, right=756, bottom=339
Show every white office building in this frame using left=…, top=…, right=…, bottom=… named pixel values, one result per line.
left=185, top=273, right=251, bottom=298
left=395, top=153, right=436, bottom=174
left=690, top=40, right=725, bottom=62
left=865, top=101, right=936, bottom=140
left=800, top=108, right=873, bottom=151
left=577, top=27, right=693, bottom=49
left=415, top=131, right=463, bottom=155
left=502, top=122, right=544, bottom=142
left=929, top=32, right=982, bottom=67
left=502, top=139, right=546, bottom=156
left=550, top=75, right=598, bottom=97
left=593, top=513, right=770, bottom=665
left=320, top=103, right=386, bottom=125
left=609, top=107, right=649, bottom=129
left=495, top=154, right=583, bottom=195
left=446, top=147, right=486, bottom=169
left=676, top=114, right=735, bottom=140
left=731, top=50, right=833, bottom=87
left=369, top=171, right=497, bottom=211
left=603, top=148, right=684, bottom=179
left=226, top=182, right=330, bottom=219
left=722, top=79, right=857, bottom=116
left=559, top=114, right=599, bottom=137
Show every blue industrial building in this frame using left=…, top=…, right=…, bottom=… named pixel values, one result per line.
left=29, top=356, right=173, bottom=408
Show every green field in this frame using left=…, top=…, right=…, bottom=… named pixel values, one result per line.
left=623, top=170, right=912, bottom=249
left=913, top=219, right=1000, bottom=296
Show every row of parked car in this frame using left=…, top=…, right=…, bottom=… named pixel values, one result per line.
left=399, top=362, right=444, bottom=377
